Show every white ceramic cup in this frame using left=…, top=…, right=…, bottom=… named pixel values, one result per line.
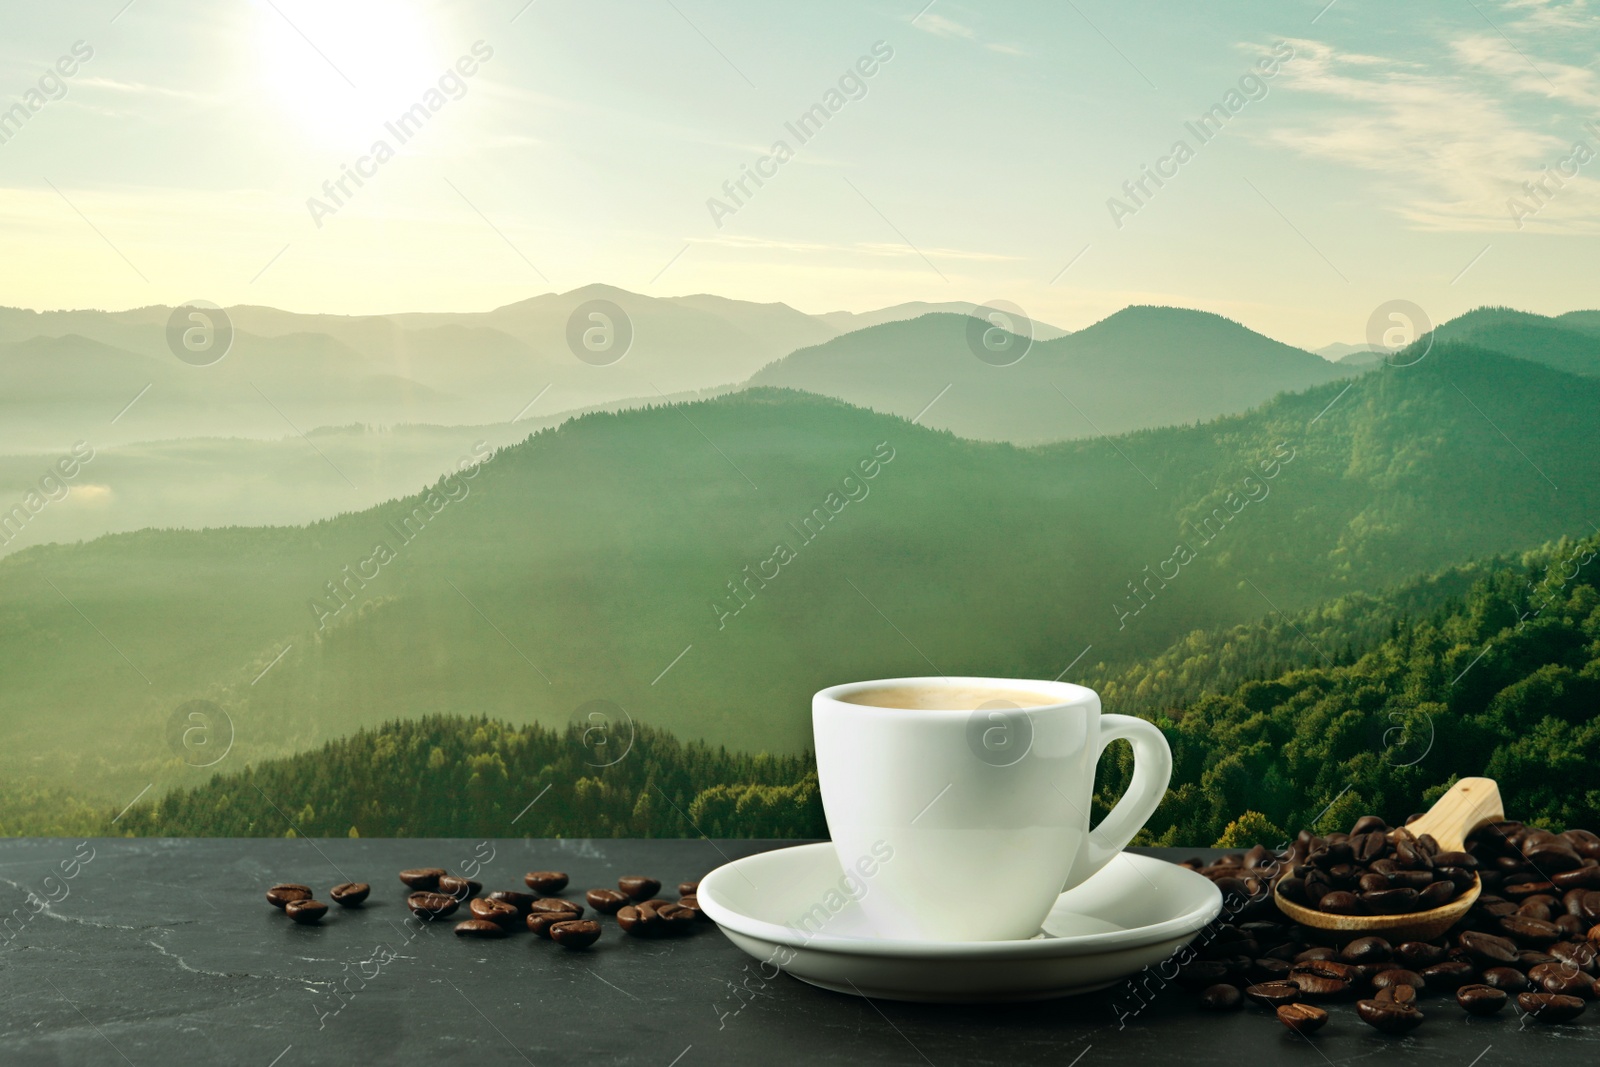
left=813, top=676, right=1172, bottom=942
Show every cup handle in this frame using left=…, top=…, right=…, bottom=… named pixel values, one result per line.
left=1082, top=714, right=1173, bottom=876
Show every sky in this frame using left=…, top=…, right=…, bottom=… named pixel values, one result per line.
left=0, top=0, right=1596, bottom=348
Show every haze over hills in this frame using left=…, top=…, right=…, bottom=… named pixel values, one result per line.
left=3, top=341, right=1596, bottom=820
left=0, top=285, right=843, bottom=451
left=749, top=306, right=1361, bottom=444
left=816, top=300, right=1070, bottom=339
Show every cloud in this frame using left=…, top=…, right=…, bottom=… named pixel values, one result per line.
left=1264, top=36, right=1600, bottom=233
left=1448, top=33, right=1600, bottom=108
left=75, top=77, right=212, bottom=101
left=913, top=12, right=976, bottom=40
left=1499, top=0, right=1600, bottom=31
left=911, top=7, right=1026, bottom=55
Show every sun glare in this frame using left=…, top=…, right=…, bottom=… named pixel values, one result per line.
left=250, top=0, right=449, bottom=146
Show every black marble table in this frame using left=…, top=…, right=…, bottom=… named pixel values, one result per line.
left=2, top=838, right=1596, bottom=1065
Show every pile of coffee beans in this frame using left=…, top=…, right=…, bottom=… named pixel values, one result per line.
left=265, top=868, right=707, bottom=952
left=1179, top=814, right=1600, bottom=1036
left=1275, top=819, right=1472, bottom=916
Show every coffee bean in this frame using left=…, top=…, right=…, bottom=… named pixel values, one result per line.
left=617, top=900, right=694, bottom=938
left=407, top=891, right=459, bottom=920
left=1498, top=914, right=1564, bottom=946
left=437, top=875, right=482, bottom=901
left=453, top=919, right=508, bottom=939
left=329, top=883, right=370, bottom=907
left=1356, top=998, right=1424, bottom=1034
left=1551, top=866, right=1600, bottom=891
left=1504, top=880, right=1558, bottom=900
left=1352, top=832, right=1386, bottom=864
left=1340, top=936, right=1392, bottom=964
left=549, top=919, right=602, bottom=949
left=1521, top=950, right=1558, bottom=970
left=1388, top=870, right=1434, bottom=890
left=529, top=897, right=583, bottom=918
left=1456, top=984, right=1507, bottom=1016
left=1459, top=930, right=1519, bottom=965
left=1394, top=941, right=1447, bottom=968
left=1481, top=966, right=1530, bottom=993
left=678, top=895, right=709, bottom=921
left=618, top=876, right=661, bottom=901
left=1552, top=940, right=1598, bottom=975
left=586, top=888, right=629, bottom=915
left=1417, top=881, right=1456, bottom=909
left=285, top=899, right=328, bottom=925
left=1276, top=1003, right=1328, bottom=1034
left=266, top=884, right=312, bottom=909
left=1350, top=815, right=1388, bottom=836
left=1433, top=851, right=1477, bottom=870
left=1517, top=992, right=1586, bottom=1023
left=1371, top=969, right=1424, bottom=993
left=526, top=912, right=566, bottom=939
left=1249, top=958, right=1291, bottom=982
left=524, top=871, right=569, bottom=894
left=1244, top=981, right=1301, bottom=1007
left=1198, top=984, right=1242, bottom=1011
left=1362, top=887, right=1419, bottom=914
left=678, top=881, right=700, bottom=897
left=1419, top=960, right=1477, bottom=990
left=486, top=890, right=537, bottom=914
left=1375, top=984, right=1417, bottom=1005
left=1518, top=900, right=1555, bottom=923
left=469, top=898, right=520, bottom=927
left=1528, top=961, right=1565, bottom=982
left=399, top=868, right=446, bottom=890
left=1537, top=970, right=1595, bottom=998
left=1318, top=891, right=1361, bottom=915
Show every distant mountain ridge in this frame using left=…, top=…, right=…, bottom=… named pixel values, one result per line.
left=750, top=305, right=1360, bottom=444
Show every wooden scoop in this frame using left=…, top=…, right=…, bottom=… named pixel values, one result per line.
left=1273, top=777, right=1505, bottom=941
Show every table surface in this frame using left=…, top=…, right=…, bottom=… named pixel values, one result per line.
left=3, top=839, right=1598, bottom=1066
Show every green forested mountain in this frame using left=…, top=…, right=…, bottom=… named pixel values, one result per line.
left=95, top=530, right=1600, bottom=843
left=1, top=342, right=1597, bottom=828
left=748, top=306, right=1356, bottom=444
left=1133, top=529, right=1600, bottom=844
left=1432, top=306, right=1600, bottom=378
left=111, top=719, right=824, bottom=840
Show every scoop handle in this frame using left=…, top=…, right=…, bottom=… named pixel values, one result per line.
left=1404, top=777, right=1504, bottom=853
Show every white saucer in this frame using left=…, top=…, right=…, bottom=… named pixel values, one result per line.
left=697, top=843, right=1222, bottom=1002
